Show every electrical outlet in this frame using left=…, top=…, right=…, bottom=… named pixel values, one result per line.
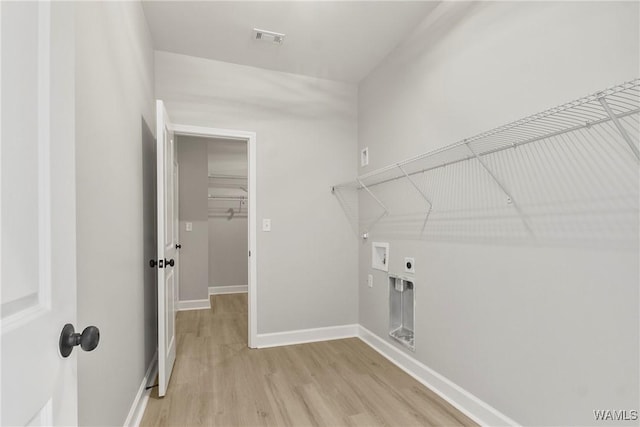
left=185, top=222, right=192, bottom=232
left=367, top=274, right=373, bottom=288
left=361, top=147, right=369, bottom=167
left=262, top=218, right=271, bottom=232
left=404, top=257, right=415, bottom=273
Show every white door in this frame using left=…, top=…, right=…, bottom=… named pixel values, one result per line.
left=155, top=100, right=179, bottom=397
left=1, top=2, right=78, bottom=425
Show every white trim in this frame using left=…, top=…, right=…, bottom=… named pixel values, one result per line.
left=247, top=132, right=257, bottom=349
left=209, top=285, right=248, bottom=295
left=171, top=124, right=253, bottom=141
left=169, top=121, right=258, bottom=349
left=255, top=324, right=359, bottom=349
left=177, top=299, right=211, bottom=311
left=358, top=326, right=519, bottom=427
left=123, top=352, right=158, bottom=427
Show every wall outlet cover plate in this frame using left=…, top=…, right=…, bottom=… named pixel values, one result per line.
left=360, top=147, right=369, bottom=167
left=404, top=257, right=415, bottom=273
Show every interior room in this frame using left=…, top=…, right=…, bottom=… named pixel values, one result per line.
left=1, top=1, right=638, bottom=427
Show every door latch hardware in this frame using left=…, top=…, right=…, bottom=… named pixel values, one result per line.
left=165, top=258, right=175, bottom=267
left=59, top=324, right=100, bottom=358
left=150, top=259, right=164, bottom=268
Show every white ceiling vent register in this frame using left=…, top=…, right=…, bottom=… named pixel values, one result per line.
left=253, top=28, right=285, bottom=44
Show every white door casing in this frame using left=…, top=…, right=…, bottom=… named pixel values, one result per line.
left=156, top=100, right=179, bottom=397
left=1, top=2, right=78, bottom=425
left=174, top=164, right=180, bottom=302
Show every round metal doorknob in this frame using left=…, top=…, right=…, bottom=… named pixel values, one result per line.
left=59, top=324, right=100, bottom=358
left=149, top=259, right=158, bottom=268
left=175, top=244, right=182, bottom=249
left=165, top=258, right=175, bottom=267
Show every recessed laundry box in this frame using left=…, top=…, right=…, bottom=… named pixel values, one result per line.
left=372, top=242, right=389, bottom=272
left=388, top=274, right=415, bottom=351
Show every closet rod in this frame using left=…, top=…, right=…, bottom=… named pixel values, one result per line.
left=208, top=196, right=247, bottom=201
left=208, top=174, right=247, bottom=180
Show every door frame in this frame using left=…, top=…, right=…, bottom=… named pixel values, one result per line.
left=171, top=123, right=257, bottom=348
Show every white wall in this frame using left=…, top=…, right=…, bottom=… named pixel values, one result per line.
left=208, top=139, right=248, bottom=289
left=176, top=136, right=209, bottom=302
left=208, top=217, right=248, bottom=288
left=358, top=2, right=638, bottom=426
left=75, top=2, right=156, bottom=425
left=156, top=51, right=358, bottom=333
left=208, top=138, right=248, bottom=177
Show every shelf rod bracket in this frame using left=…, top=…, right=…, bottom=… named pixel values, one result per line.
left=357, top=178, right=389, bottom=239
left=464, top=142, right=534, bottom=236
left=397, top=165, right=433, bottom=236
left=597, top=95, right=640, bottom=162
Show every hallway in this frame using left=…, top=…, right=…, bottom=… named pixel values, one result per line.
left=140, top=294, right=476, bottom=426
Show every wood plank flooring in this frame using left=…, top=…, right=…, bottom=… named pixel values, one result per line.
left=140, top=294, right=477, bottom=427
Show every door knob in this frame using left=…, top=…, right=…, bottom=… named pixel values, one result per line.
left=150, top=259, right=158, bottom=268
left=59, top=324, right=100, bottom=358
left=165, top=258, right=175, bottom=267
left=176, top=244, right=182, bottom=249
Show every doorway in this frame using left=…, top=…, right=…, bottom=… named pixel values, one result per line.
left=172, top=124, right=257, bottom=349
left=206, top=138, right=249, bottom=296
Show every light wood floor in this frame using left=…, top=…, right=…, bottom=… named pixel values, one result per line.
left=140, top=294, right=477, bottom=427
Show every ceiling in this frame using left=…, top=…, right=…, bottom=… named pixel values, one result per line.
left=141, top=1, right=438, bottom=83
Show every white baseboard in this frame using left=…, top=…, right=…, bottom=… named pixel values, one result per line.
left=358, top=326, right=519, bottom=427
left=209, top=285, right=248, bottom=295
left=123, top=351, right=158, bottom=427
left=177, top=298, right=211, bottom=311
left=255, top=324, right=359, bottom=349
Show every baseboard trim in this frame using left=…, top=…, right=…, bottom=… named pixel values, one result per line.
left=255, top=324, right=359, bottom=349
left=357, top=326, right=519, bottom=427
left=123, top=351, right=158, bottom=427
left=177, top=298, right=211, bottom=311
left=209, top=285, right=248, bottom=295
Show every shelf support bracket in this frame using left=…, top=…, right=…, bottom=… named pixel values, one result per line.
left=598, top=95, right=640, bottom=162
left=397, top=165, right=433, bottom=236
left=464, top=142, right=534, bottom=236
left=357, top=178, right=388, bottom=239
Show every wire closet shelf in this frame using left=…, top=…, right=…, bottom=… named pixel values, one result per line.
left=208, top=174, right=248, bottom=218
left=332, top=79, right=639, bottom=241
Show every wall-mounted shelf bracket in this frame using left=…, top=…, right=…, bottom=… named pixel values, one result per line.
left=397, top=164, right=433, bottom=236
left=597, top=95, right=640, bottom=162
left=464, top=142, right=534, bottom=236
left=357, top=177, right=388, bottom=239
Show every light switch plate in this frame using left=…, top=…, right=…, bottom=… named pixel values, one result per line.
left=185, top=222, right=192, bottom=232
left=367, top=274, right=373, bottom=288
left=262, top=218, right=271, bottom=232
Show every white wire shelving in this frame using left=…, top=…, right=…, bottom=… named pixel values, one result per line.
left=208, top=174, right=248, bottom=218
left=332, top=79, right=640, bottom=243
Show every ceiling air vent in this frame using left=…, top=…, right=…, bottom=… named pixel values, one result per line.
left=253, top=28, right=285, bottom=45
